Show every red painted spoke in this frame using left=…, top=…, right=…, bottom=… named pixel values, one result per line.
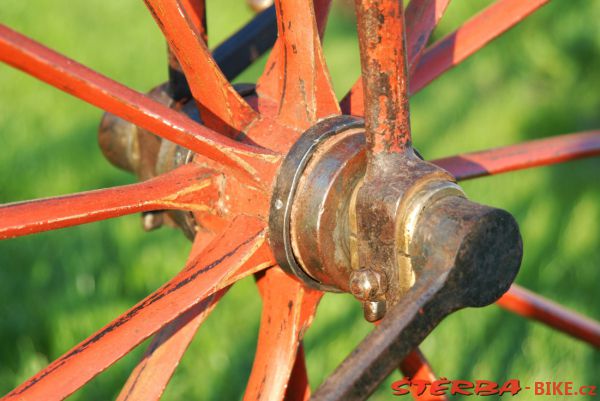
left=284, top=344, right=311, bottom=401
left=354, top=0, right=411, bottom=154
left=257, top=0, right=339, bottom=129
left=342, top=0, right=549, bottom=116
left=411, top=0, right=549, bottom=93
left=117, top=230, right=224, bottom=401
left=405, top=0, right=452, bottom=74
left=0, top=164, right=219, bottom=239
left=400, top=349, right=447, bottom=401
left=117, top=288, right=227, bottom=401
left=314, top=0, right=333, bottom=38
left=167, top=0, right=207, bottom=99
left=3, top=216, right=272, bottom=401
left=0, top=25, right=275, bottom=183
left=243, top=268, right=322, bottom=401
left=180, top=0, right=208, bottom=41
left=167, top=0, right=208, bottom=72
left=432, top=130, right=600, bottom=181
left=497, top=285, right=600, bottom=348
left=144, top=0, right=257, bottom=135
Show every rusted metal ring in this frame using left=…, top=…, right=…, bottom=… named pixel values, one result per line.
left=269, top=115, right=364, bottom=289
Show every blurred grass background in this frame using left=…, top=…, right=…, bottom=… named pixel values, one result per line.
left=1, top=0, right=599, bottom=399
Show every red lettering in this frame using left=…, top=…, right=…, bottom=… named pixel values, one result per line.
left=430, top=378, right=450, bottom=396
left=580, top=385, right=597, bottom=396
left=534, top=382, right=544, bottom=395
left=552, top=382, right=564, bottom=395
left=564, top=382, right=573, bottom=396
left=412, top=379, right=429, bottom=396
left=392, top=378, right=598, bottom=398
left=451, top=380, right=474, bottom=396
left=475, top=380, right=498, bottom=396
left=390, top=377, right=410, bottom=396
left=498, top=379, right=522, bottom=396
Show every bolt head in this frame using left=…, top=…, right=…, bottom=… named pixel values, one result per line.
left=349, top=269, right=386, bottom=301
left=142, top=211, right=164, bottom=231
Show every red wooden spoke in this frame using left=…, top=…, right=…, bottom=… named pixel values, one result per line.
left=0, top=25, right=276, bottom=184
left=284, top=344, right=311, bottom=401
left=117, top=223, right=223, bottom=401
left=411, top=0, right=549, bottom=94
left=400, top=349, right=447, bottom=401
left=168, top=0, right=208, bottom=88
left=117, top=288, right=228, bottom=401
left=3, top=216, right=272, bottom=401
left=256, top=0, right=339, bottom=129
left=243, top=268, right=322, bottom=401
left=314, top=0, right=333, bottom=38
left=432, top=130, right=600, bottom=181
left=404, top=0, right=451, bottom=74
left=0, top=164, right=219, bottom=240
left=255, top=0, right=332, bottom=88
left=180, top=0, right=208, bottom=42
left=354, top=0, right=411, bottom=155
left=341, top=0, right=549, bottom=116
left=497, top=285, right=600, bottom=348
left=144, top=0, right=257, bottom=135
left=257, top=0, right=330, bottom=107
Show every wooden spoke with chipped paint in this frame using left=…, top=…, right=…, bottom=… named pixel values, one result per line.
left=167, top=0, right=208, bottom=100
left=432, top=131, right=600, bottom=181
left=284, top=344, right=312, bottom=401
left=3, top=216, right=271, bottom=401
left=144, top=0, right=258, bottom=135
left=405, top=0, right=452, bottom=74
left=341, top=0, right=549, bottom=116
left=256, top=0, right=339, bottom=129
left=243, top=268, right=322, bottom=401
left=0, top=164, right=217, bottom=239
left=0, top=25, right=276, bottom=183
left=411, top=0, right=549, bottom=93
left=116, top=288, right=228, bottom=401
left=498, top=285, right=600, bottom=348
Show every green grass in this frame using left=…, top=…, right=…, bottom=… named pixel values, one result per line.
left=1, top=0, right=599, bottom=400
